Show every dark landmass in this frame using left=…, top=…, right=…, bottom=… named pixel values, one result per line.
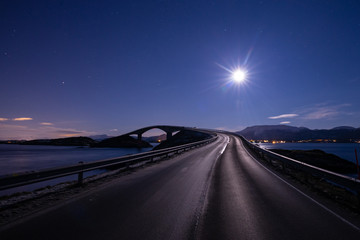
left=0, top=140, right=26, bottom=144
left=238, top=125, right=360, bottom=142
left=153, top=130, right=212, bottom=150
left=21, top=137, right=96, bottom=146
left=88, top=134, right=110, bottom=141
left=92, top=135, right=152, bottom=148
left=270, top=149, right=358, bottom=174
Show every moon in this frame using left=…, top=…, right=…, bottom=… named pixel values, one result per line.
left=232, top=69, right=246, bottom=83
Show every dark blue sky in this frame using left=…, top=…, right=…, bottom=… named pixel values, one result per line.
left=1, top=0, right=360, bottom=139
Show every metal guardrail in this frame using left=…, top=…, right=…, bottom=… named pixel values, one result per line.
left=0, top=136, right=217, bottom=191
left=237, top=135, right=360, bottom=195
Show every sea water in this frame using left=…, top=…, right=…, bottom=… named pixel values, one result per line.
left=258, top=142, right=360, bottom=164
left=0, top=144, right=155, bottom=196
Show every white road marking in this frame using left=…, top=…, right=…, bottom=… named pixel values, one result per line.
left=219, top=136, right=230, bottom=155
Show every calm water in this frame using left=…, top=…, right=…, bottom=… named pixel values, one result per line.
left=0, top=144, right=155, bottom=196
left=258, top=142, right=360, bottom=164
left=0, top=144, right=155, bottom=175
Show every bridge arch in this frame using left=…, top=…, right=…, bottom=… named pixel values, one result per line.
left=126, top=125, right=185, bottom=142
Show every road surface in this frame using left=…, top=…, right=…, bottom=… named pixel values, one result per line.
left=0, top=133, right=359, bottom=239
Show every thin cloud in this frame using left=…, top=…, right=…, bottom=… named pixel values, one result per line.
left=0, top=123, right=38, bottom=140
left=0, top=118, right=9, bottom=121
left=280, top=121, right=291, bottom=124
left=13, top=117, right=33, bottom=121
left=58, top=133, right=84, bottom=137
left=300, top=103, right=351, bottom=120
left=110, top=129, right=118, bottom=132
left=215, top=126, right=246, bottom=132
left=45, top=126, right=97, bottom=138
left=0, top=123, right=29, bottom=130
left=268, top=114, right=298, bottom=119
left=40, top=122, right=53, bottom=126
left=304, top=108, right=337, bottom=120
left=0, top=123, right=97, bottom=140
left=55, top=130, right=83, bottom=134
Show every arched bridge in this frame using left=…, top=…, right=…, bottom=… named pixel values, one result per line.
left=125, top=125, right=186, bottom=141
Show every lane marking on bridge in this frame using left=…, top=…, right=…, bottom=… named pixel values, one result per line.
left=241, top=140, right=360, bottom=232
left=219, top=136, right=230, bottom=155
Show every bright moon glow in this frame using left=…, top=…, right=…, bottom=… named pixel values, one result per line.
left=232, top=69, right=246, bottom=83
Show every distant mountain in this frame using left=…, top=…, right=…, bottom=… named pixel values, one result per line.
left=237, top=125, right=360, bottom=142
left=331, top=126, right=356, bottom=130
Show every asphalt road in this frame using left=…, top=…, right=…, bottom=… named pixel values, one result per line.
left=198, top=135, right=360, bottom=239
left=1, top=133, right=359, bottom=239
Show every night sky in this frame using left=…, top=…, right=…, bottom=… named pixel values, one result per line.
left=1, top=0, right=360, bottom=140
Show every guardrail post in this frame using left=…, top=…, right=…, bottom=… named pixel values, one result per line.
left=78, top=161, right=84, bottom=185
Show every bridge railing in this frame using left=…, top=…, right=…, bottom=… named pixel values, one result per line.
left=237, top=134, right=360, bottom=210
left=0, top=136, right=217, bottom=191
